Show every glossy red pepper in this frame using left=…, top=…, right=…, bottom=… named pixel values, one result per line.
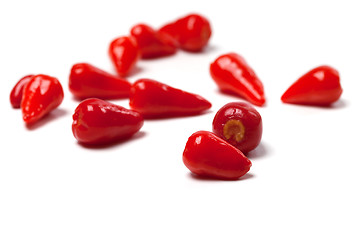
left=69, top=63, right=131, bottom=100
left=213, top=102, right=262, bottom=154
left=210, top=53, right=266, bottom=106
left=183, top=131, right=252, bottom=180
left=10, top=74, right=34, bottom=108
left=21, top=74, right=64, bottom=124
left=129, top=78, right=212, bottom=118
left=72, top=98, right=144, bottom=145
left=159, top=13, right=212, bottom=52
left=281, top=65, right=343, bottom=106
left=130, top=24, right=178, bottom=59
left=109, top=36, right=140, bottom=77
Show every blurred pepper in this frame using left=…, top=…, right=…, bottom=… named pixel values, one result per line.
left=130, top=23, right=178, bottom=59
left=159, top=13, right=212, bottom=52
left=10, top=74, right=34, bottom=108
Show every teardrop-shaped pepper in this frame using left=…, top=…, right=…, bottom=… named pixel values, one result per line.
left=281, top=65, right=343, bottom=106
left=159, top=13, right=212, bottom=52
left=21, top=74, right=64, bottom=124
left=69, top=63, right=131, bottom=100
left=72, top=98, right=144, bottom=145
left=10, top=74, right=34, bottom=108
left=210, top=53, right=266, bottom=106
left=109, top=36, right=140, bottom=77
left=130, top=23, right=178, bottom=59
left=183, top=131, right=252, bottom=180
left=129, top=78, right=211, bottom=118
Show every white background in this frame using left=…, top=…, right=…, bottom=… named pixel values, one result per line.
left=1, top=0, right=362, bottom=239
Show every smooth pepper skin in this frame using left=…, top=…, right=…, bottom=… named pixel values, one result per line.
left=159, top=13, right=212, bottom=52
left=108, top=36, right=140, bottom=77
left=69, top=63, right=131, bottom=100
left=129, top=78, right=212, bottom=119
left=21, top=74, right=64, bottom=124
left=281, top=65, right=343, bottom=106
left=10, top=74, right=34, bottom=108
left=130, top=23, right=178, bottom=59
left=183, top=131, right=252, bottom=180
left=72, top=98, right=144, bottom=145
left=210, top=53, right=266, bottom=107
left=213, top=102, right=262, bottom=154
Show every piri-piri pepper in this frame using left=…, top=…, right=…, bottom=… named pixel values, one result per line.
left=10, top=74, right=34, bottom=108
left=183, top=131, right=252, bottom=180
left=21, top=74, right=64, bottom=124
left=69, top=63, right=131, bottom=100
left=281, top=65, right=343, bottom=106
left=72, top=98, right=144, bottom=145
left=109, top=36, right=140, bottom=77
left=159, top=13, right=212, bottom=52
left=129, top=78, right=211, bottom=119
left=130, top=23, right=178, bottom=59
left=210, top=53, right=266, bottom=107
left=213, top=102, right=262, bottom=154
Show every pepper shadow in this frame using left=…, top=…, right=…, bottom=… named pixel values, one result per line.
left=140, top=52, right=179, bottom=62
left=217, top=89, right=246, bottom=99
left=282, top=98, right=347, bottom=110
left=215, top=89, right=268, bottom=107
left=183, top=44, right=219, bottom=55
left=246, top=142, right=270, bottom=160
left=188, top=172, right=254, bottom=182
left=76, top=131, right=147, bottom=150
left=71, top=95, right=130, bottom=103
left=143, top=109, right=213, bottom=121
left=26, top=108, right=68, bottom=130
left=127, top=65, right=143, bottom=76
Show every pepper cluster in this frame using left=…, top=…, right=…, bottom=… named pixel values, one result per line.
left=9, top=13, right=343, bottom=180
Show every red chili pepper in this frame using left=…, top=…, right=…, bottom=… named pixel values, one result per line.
left=281, top=65, right=343, bottom=106
left=72, top=98, right=144, bottom=145
left=183, top=131, right=252, bottom=180
left=130, top=23, right=178, bottom=59
left=213, top=102, right=262, bottom=154
left=21, top=74, right=64, bottom=124
left=109, top=36, right=140, bottom=77
left=10, top=74, right=34, bottom=108
left=210, top=53, right=266, bottom=106
left=159, top=13, right=212, bottom=52
left=129, top=78, right=212, bottom=118
left=69, top=63, right=131, bottom=100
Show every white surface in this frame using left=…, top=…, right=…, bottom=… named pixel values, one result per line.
left=1, top=0, right=363, bottom=239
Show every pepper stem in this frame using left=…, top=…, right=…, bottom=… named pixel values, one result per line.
left=223, top=119, right=245, bottom=142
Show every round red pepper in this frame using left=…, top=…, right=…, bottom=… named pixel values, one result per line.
left=183, top=131, right=252, bottom=180
left=213, top=102, right=262, bottom=154
left=130, top=23, right=178, bottom=59
left=69, top=63, right=131, bottom=100
left=72, top=98, right=144, bottom=145
left=108, top=36, right=140, bottom=77
left=210, top=53, right=266, bottom=106
left=21, top=74, right=64, bottom=124
left=281, top=65, right=343, bottom=106
left=129, top=78, right=212, bottom=118
left=159, top=13, right=212, bottom=52
left=10, top=74, right=34, bottom=108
